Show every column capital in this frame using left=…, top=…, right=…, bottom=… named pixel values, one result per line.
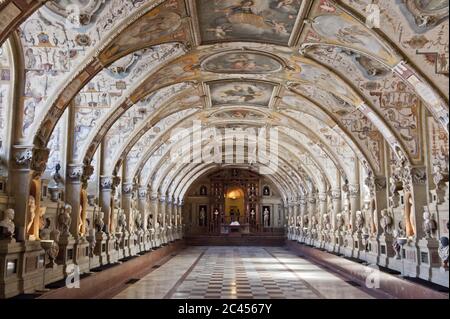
left=11, top=145, right=33, bottom=170
left=318, top=193, right=327, bottom=203
left=100, top=176, right=114, bottom=190
left=374, top=176, right=387, bottom=191
left=307, top=195, right=316, bottom=205
left=66, top=163, right=83, bottom=183
left=122, top=182, right=133, bottom=195
left=331, top=190, right=341, bottom=200
left=150, top=192, right=159, bottom=201
left=348, top=184, right=360, bottom=198
left=30, top=147, right=50, bottom=178
left=81, top=164, right=94, bottom=189
left=411, top=166, right=427, bottom=186
left=138, top=187, right=147, bottom=199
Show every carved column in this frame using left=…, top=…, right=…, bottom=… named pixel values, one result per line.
left=138, top=187, right=147, bottom=229
left=99, top=176, right=113, bottom=234
left=318, top=193, right=327, bottom=245
left=307, top=195, right=316, bottom=242
left=349, top=185, right=361, bottom=233
left=10, top=146, right=34, bottom=241
left=150, top=193, right=159, bottom=227
left=299, top=198, right=306, bottom=241
left=331, top=189, right=342, bottom=250
left=121, top=182, right=133, bottom=233
left=66, top=164, right=84, bottom=239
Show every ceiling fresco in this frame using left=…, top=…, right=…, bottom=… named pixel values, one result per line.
left=196, top=0, right=303, bottom=45
left=201, top=51, right=284, bottom=74
left=209, top=81, right=275, bottom=107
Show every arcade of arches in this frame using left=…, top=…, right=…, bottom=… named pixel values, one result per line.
left=0, top=0, right=448, bottom=299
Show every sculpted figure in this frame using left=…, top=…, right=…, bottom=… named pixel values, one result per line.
left=95, top=210, right=105, bottom=233
left=379, top=209, right=393, bottom=235
left=404, top=193, right=415, bottom=237
left=0, top=209, right=15, bottom=240
left=78, top=189, right=88, bottom=236
left=57, top=203, right=72, bottom=236
left=438, top=237, right=449, bottom=269
left=26, top=196, right=36, bottom=236
left=422, top=211, right=437, bottom=238
left=355, top=211, right=364, bottom=232
left=263, top=208, right=270, bottom=227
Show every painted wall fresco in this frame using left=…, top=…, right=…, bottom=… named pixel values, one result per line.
left=291, top=82, right=383, bottom=173
left=72, top=44, right=182, bottom=161
left=19, top=0, right=152, bottom=138
left=282, top=109, right=356, bottom=181
left=209, top=81, right=275, bottom=107
left=0, top=43, right=11, bottom=177
left=309, top=13, right=396, bottom=64
left=211, top=109, right=266, bottom=121
left=197, top=0, right=302, bottom=45
left=340, top=0, right=449, bottom=98
left=306, top=45, right=423, bottom=163
left=107, top=108, right=198, bottom=175
left=428, top=115, right=449, bottom=169
left=202, top=51, right=283, bottom=74
left=281, top=126, right=335, bottom=188
left=101, top=83, right=195, bottom=171
left=45, top=109, right=67, bottom=177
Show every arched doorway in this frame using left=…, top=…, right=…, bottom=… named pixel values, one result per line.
left=224, top=186, right=245, bottom=224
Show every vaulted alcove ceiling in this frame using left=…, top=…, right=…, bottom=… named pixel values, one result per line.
left=0, top=0, right=448, bottom=202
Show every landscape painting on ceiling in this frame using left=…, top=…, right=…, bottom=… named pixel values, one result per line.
left=209, top=81, right=275, bottom=107
left=202, top=51, right=283, bottom=74
left=197, top=0, right=302, bottom=45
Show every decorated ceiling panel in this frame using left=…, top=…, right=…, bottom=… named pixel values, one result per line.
left=19, top=0, right=155, bottom=138
left=209, top=80, right=275, bottom=107
left=196, top=0, right=303, bottom=45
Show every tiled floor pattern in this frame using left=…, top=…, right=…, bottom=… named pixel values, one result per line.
left=114, top=246, right=373, bottom=299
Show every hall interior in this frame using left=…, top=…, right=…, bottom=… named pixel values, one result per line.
left=0, top=0, right=448, bottom=299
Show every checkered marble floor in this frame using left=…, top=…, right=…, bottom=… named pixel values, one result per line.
left=114, top=246, right=373, bottom=299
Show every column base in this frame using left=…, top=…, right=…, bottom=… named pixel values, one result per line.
left=378, top=234, right=396, bottom=268
left=74, top=238, right=90, bottom=274
left=106, top=235, right=119, bottom=264
left=0, top=240, right=24, bottom=298
left=94, top=232, right=108, bottom=266
left=417, top=238, right=441, bottom=283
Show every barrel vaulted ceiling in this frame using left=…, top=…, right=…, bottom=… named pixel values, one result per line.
left=0, top=0, right=448, bottom=203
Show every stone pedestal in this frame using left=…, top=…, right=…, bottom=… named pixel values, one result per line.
left=431, top=267, right=449, bottom=288
left=154, top=229, right=161, bottom=248
left=128, top=233, right=138, bottom=256
left=0, top=240, right=24, bottom=298
left=20, top=241, right=46, bottom=293
left=117, top=232, right=127, bottom=259
left=403, top=242, right=420, bottom=277
left=343, top=234, right=355, bottom=258
left=417, top=238, right=441, bottom=282
left=57, top=234, right=76, bottom=277
left=106, top=234, right=119, bottom=264
left=136, top=231, right=145, bottom=252
left=167, top=226, right=174, bottom=242
left=161, top=227, right=168, bottom=245
left=94, top=232, right=108, bottom=266
left=366, top=237, right=380, bottom=265
left=333, top=233, right=343, bottom=254
left=378, top=234, right=395, bottom=268
left=387, top=256, right=403, bottom=273
left=74, top=238, right=90, bottom=274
